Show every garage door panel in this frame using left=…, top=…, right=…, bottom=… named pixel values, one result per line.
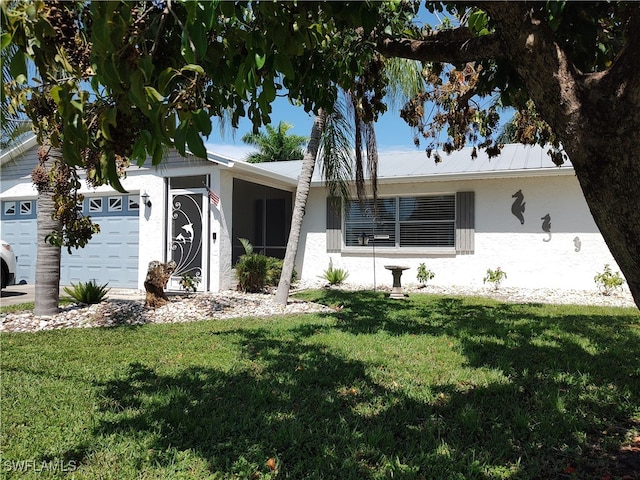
left=62, top=214, right=139, bottom=288
left=2, top=196, right=140, bottom=288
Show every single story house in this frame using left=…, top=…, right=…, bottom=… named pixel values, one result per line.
left=0, top=137, right=621, bottom=293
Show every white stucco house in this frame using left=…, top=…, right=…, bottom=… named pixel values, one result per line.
left=0, top=136, right=622, bottom=294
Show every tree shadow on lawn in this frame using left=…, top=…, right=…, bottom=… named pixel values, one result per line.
left=88, top=292, right=640, bottom=479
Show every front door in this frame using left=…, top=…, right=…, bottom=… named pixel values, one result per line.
left=167, top=189, right=208, bottom=291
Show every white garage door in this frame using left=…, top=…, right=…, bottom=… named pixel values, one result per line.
left=1, top=194, right=140, bottom=288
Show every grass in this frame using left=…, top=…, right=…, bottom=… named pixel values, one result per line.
left=1, top=290, right=639, bottom=479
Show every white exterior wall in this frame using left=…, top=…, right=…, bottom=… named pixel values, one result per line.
left=297, top=174, right=619, bottom=292
left=217, top=169, right=235, bottom=290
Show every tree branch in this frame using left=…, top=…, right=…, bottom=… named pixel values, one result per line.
left=598, top=8, right=640, bottom=110
left=376, top=27, right=504, bottom=63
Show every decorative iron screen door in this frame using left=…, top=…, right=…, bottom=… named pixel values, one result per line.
left=167, top=190, right=208, bottom=291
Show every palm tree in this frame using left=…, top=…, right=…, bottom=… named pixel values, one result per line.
left=241, top=121, right=308, bottom=163
left=274, top=110, right=328, bottom=304
left=3, top=42, right=64, bottom=315
left=33, top=144, right=63, bottom=316
left=275, top=58, right=426, bottom=305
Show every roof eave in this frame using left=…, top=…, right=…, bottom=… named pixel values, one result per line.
left=309, top=166, right=575, bottom=187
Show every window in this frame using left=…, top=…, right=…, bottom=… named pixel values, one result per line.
left=4, top=202, right=16, bottom=216
left=108, top=196, right=122, bottom=212
left=399, top=195, right=455, bottom=247
left=344, top=195, right=456, bottom=248
left=128, top=196, right=140, bottom=210
left=89, top=198, right=103, bottom=213
left=20, top=201, right=32, bottom=215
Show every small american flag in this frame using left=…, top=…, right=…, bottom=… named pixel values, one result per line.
left=204, top=185, right=219, bottom=206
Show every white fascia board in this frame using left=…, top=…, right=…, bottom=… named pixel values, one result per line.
left=0, top=136, right=39, bottom=166
left=206, top=151, right=235, bottom=167
left=309, top=166, right=575, bottom=187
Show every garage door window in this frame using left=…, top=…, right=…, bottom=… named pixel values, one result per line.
left=4, top=202, right=15, bottom=216
left=89, top=198, right=103, bottom=213
left=108, top=197, right=122, bottom=212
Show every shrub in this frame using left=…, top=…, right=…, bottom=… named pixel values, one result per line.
left=235, top=238, right=267, bottom=293
left=236, top=253, right=268, bottom=292
left=63, top=280, right=110, bottom=304
left=416, top=263, right=435, bottom=285
left=483, top=267, right=507, bottom=290
left=179, top=272, right=200, bottom=294
left=235, top=238, right=298, bottom=292
left=320, top=260, right=349, bottom=286
left=594, top=264, right=625, bottom=295
left=265, top=256, right=297, bottom=287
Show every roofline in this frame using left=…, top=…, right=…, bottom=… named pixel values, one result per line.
left=309, top=165, right=575, bottom=187
left=230, top=160, right=300, bottom=189
left=205, top=150, right=235, bottom=167
left=0, top=136, right=39, bottom=166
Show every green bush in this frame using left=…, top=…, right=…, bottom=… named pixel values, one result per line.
left=416, top=263, right=435, bottom=285
left=320, top=260, right=349, bottom=286
left=265, top=256, right=297, bottom=287
left=594, top=264, right=625, bottom=295
left=235, top=239, right=298, bottom=292
left=62, top=280, right=110, bottom=304
left=483, top=267, right=507, bottom=290
left=236, top=253, right=268, bottom=293
left=179, top=272, right=201, bottom=293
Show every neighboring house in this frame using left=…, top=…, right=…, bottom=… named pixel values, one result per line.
left=0, top=138, right=621, bottom=293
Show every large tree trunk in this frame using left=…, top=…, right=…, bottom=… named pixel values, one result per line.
left=275, top=110, right=328, bottom=305
left=564, top=135, right=640, bottom=310
left=34, top=145, right=62, bottom=316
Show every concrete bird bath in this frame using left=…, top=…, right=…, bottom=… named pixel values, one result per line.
left=384, top=265, right=410, bottom=299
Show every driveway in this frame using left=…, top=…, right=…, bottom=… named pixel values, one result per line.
left=0, top=284, right=33, bottom=307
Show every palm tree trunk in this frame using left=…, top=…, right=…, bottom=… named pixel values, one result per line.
left=34, top=145, right=62, bottom=316
left=275, top=109, right=328, bottom=305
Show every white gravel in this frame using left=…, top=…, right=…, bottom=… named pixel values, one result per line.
left=1, top=282, right=636, bottom=333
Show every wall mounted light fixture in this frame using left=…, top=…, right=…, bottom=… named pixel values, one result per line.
left=141, top=191, right=152, bottom=208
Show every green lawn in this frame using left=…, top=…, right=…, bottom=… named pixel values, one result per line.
left=2, top=291, right=639, bottom=479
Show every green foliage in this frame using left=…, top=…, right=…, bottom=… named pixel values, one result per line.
left=320, top=260, right=349, bottom=286
left=179, top=272, right=201, bottom=294
left=235, top=239, right=295, bottom=292
left=265, top=256, right=296, bottom=287
left=483, top=267, right=507, bottom=290
left=235, top=252, right=268, bottom=293
left=234, top=238, right=265, bottom=293
left=3, top=1, right=412, bottom=188
left=241, top=121, right=307, bottom=163
left=594, top=264, right=625, bottom=296
left=416, top=263, right=435, bottom=285
left=62, top=279, right=109, bottom=304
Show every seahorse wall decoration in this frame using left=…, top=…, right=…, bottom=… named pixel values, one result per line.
left=511, top=190, right=526, bottom=224
left=573, top=236, right=581, bottom=252
left=541, top=214, right=552, bottom=242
